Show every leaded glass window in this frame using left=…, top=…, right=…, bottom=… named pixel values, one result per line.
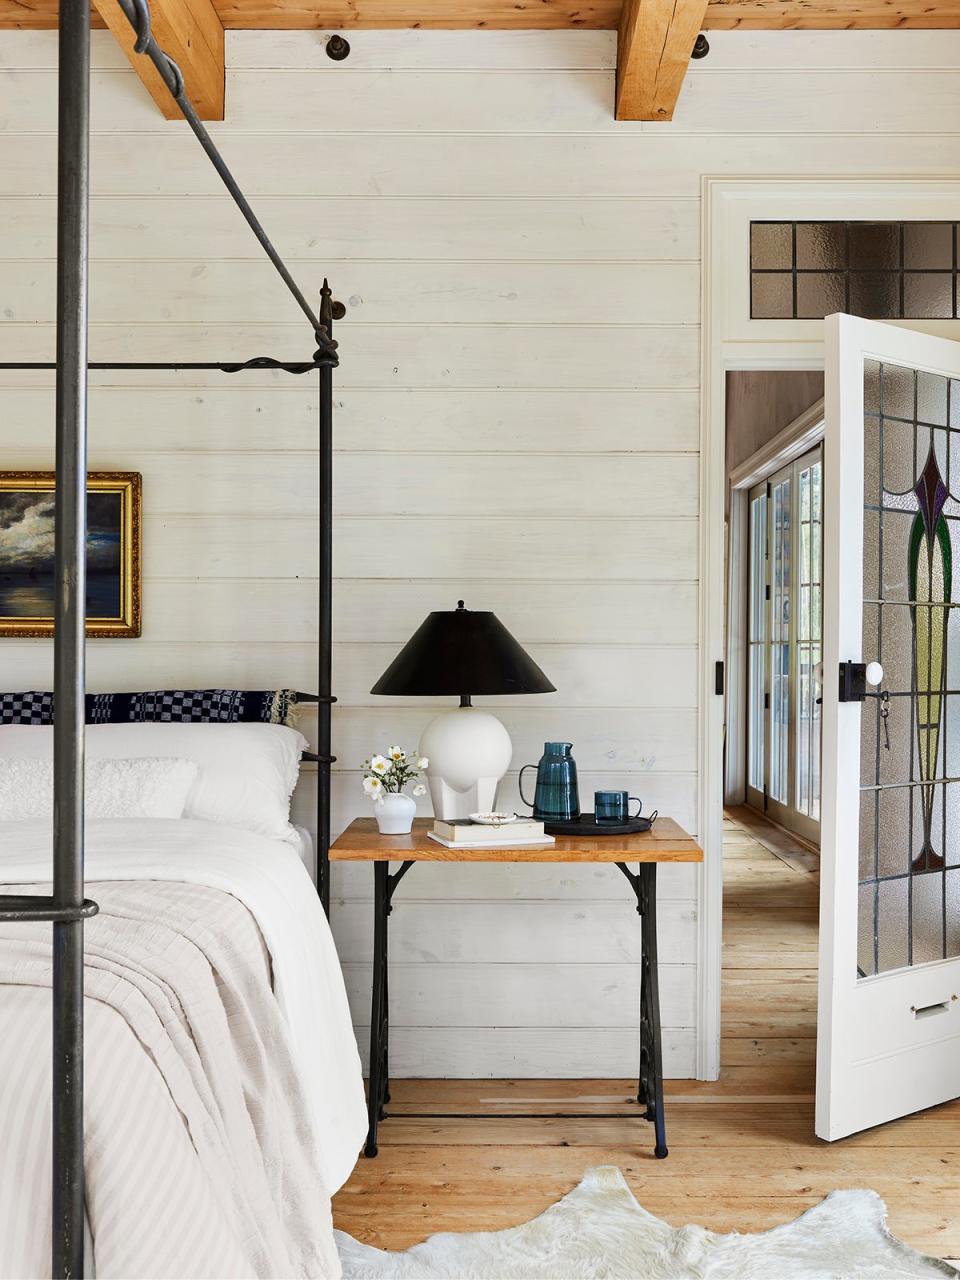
left=750, top=222, right=958, bottom=320
left=858, top=359, right=960, bottom=977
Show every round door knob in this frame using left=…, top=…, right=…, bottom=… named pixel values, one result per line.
left=865, top=661, right=884, bottom=687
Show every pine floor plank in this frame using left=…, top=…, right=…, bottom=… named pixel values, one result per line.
left=332, top=812, right=960, bottom=1259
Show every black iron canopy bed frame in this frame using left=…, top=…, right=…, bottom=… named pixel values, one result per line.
left=0, top=3, right=339, bottom=1272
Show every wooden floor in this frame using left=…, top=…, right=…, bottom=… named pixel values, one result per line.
left=333, top=811, right=960, bottom=1260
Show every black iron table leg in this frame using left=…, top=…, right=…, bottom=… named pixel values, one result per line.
left=640, top=864, right=668, bottom=1157
left=617, top=861, right=668, bottom=1159
left=365, top=861, right=389, bottom=1157
left=364, top=860, right=414, bottom=1159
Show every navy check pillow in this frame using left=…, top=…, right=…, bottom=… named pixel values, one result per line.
left=0, top=689, right=299, bottom=727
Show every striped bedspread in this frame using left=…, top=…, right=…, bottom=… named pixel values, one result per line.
left=0, top=819, right=367, bottom=1280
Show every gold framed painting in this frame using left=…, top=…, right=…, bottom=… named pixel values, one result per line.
left=0, top=472, right=141, bottom=638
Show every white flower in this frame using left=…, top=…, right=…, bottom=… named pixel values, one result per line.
left=389, top=746, right=406, bottom=761
left=370, top=754, right=389, bottom=775
left=362, top=775, right=383, bottom=797
left=417, top=757, right=429, bottom=770
left=412, top=783, right=427, bottom=797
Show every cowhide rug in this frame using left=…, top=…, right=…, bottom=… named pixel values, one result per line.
left=338, top=1165, right=957, bottom=1279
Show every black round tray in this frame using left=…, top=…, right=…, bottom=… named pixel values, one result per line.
left=543, top=812, right=656, bottom=837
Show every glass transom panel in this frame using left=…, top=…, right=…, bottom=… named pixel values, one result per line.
left=751, top=222, right=959, bottom=321
left=858, top=358, right=960, bottom=978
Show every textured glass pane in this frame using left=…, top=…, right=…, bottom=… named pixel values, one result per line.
left=849, top=223, right=899, bottom=269
left=858, top=881, right=877, bottom=977
left=878, top=784, right=912, bottom=878
left=863, top=600, right=880, bottom=661
left=951, top=381, right=960, bottom=429
left=877, top=876, right=910, bottom=974
left=859, top=785, right=878, bottom=876
left=878, top=604, right=913, bottom=699
left=751, top=223, right=793, bottom=270
left=861, top=703, right=879, bottom=789
left=751, top=273, right=793, bottom=319
left=903, top=223, right=954, bottom=270
left=904, top=273, right=953, bottom=320
left=863, top=507, right=880, bottom=601
left=864, top=416, right=881, bottom=506
left=881, top=416, right=918, bottom=496
left=880, top=509, right=912, bottom=604
left=796, top=272, right=845, bottom=320
left=918, top=370, right=950, bottom=427
left=947, top=786, right=960, bottom=867
left=796, top=223, right=845, bottom=270
left=882, top=363, right=915, bottom=420
left=864, top=360, right=882, bottom=414
left=912, top=870, right=945, bottom=964
left=946, top=868, right=960, bottom=957
left=850, top=272, right=900, bottom=320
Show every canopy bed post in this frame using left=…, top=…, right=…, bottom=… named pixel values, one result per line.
left=52, top=0, right=91, bottom=1271
left=317, top=281, right=337, bottom=917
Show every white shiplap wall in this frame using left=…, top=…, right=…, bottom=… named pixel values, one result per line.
left=0, top=26, right=954, bottom=1077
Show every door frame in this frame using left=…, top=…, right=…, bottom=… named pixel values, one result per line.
left=698, top=178, right=960, bottom=1080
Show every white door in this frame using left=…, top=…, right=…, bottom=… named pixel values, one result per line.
left=818, top=313, right=960, bottom=1141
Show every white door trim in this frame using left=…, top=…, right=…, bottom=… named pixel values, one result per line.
left=698, top=177, right=960, bottom=1081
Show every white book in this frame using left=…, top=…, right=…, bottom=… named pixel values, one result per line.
left=427, top=831, right=556, bottom=851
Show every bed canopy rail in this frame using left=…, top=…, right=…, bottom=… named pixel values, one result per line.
left=0, top=1, right=340, bottom=1271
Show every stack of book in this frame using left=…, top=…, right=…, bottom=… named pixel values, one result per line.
left=428, top=817, right=556, bottom=850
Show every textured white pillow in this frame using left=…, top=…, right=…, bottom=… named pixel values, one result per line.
left=0, top=756, right=198, bottom=821
left=0, top=722, right=307, bottom=842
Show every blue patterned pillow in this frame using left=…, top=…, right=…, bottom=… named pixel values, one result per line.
left=0, top=689, right=299, bottom=727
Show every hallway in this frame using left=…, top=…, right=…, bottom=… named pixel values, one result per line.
left=333, top=812, right=960, bottom=1259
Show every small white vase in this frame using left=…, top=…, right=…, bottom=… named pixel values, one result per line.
left=375, top=791, right=417, bottom=835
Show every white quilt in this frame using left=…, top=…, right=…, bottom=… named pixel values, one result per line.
left=0, top=817, right=367, bottom=1277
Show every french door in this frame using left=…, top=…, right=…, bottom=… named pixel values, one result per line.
left=818, top=314, right=960, bottom=1140
left=746, top=448, right=823, bottom=845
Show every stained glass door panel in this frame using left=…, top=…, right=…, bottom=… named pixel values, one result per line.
left=858, top=358, right=960, bottom=978
left=818, top=314, right=960, bottom=1142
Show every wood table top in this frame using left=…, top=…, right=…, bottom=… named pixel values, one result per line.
left=329, top=817, right=703, bottom=863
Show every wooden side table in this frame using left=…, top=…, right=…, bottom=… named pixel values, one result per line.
left=330, top=817, right=704, bottom=1159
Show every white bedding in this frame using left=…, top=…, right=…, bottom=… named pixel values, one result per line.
left=0, top=816, right=366, bottom=1273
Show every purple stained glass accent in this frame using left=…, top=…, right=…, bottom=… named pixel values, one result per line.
left=916, top=442, right=948, bottom=541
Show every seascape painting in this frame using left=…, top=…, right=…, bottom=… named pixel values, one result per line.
left=0, top=473, right=141, bottom=638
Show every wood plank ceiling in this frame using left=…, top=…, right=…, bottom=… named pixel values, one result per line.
left=2, top=0, right=959, bottom=122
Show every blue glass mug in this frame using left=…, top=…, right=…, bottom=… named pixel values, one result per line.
left=594, top=790, right=643, bottom=824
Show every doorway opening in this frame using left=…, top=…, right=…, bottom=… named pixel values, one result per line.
left=725, top=371, right=825, bottom=853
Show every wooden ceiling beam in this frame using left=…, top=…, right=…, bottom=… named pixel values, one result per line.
left=616, top=0, right=710, bottom=120
left=94, top=0, right=224, bottom=118
left=2, top=0, right=960, bottom=31
left=95, top=0, right=224, bottom=119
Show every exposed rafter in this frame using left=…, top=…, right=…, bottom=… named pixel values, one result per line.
left=616, top=0, right=709, bottom=120
left=93, top=0, right=224, bottom=120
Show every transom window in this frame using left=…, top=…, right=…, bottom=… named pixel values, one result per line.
left=750, top=222, right=960, bottom=321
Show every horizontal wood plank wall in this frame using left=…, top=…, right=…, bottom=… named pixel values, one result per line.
left=0, top=26, right=953, bottom=1077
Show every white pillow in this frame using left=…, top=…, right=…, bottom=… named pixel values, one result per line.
left=0, top=756, right=198, bottom=821
left=0, top=722, right=308, bottom=842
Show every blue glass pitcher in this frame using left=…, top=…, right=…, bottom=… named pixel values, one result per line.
left=519, top=742, right=580, bottom=822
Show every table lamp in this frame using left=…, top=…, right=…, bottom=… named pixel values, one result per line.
left=370, top=600, right=555, bottom=820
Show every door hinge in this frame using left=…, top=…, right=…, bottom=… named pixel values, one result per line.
left=765, top=584, right=771, bottom=601
left=764, top=692, right=770, bottom=710
left=715, top=660, right=724, bottom=696
left=839, top=661, right=867, bottom=703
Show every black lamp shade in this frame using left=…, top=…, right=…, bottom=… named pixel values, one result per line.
left=370, top=601, right=555, bottom=698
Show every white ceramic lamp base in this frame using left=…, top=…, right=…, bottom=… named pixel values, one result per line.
left=419, top=707, right=513, bottom=821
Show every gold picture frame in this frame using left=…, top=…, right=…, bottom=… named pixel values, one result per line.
left=0, top=471, right=141, bottom=638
